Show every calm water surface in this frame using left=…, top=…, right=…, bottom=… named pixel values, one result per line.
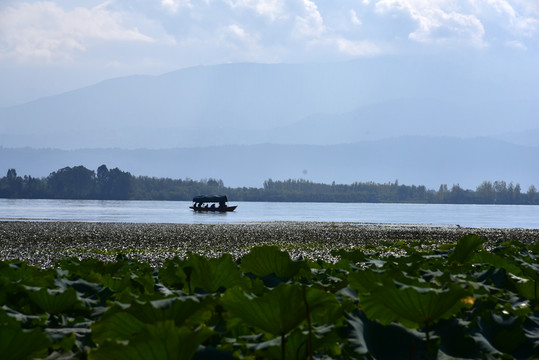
left=0, top=199, right=538, bottom=228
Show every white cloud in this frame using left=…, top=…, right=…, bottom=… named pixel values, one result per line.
left=0, top=0, right=536, bottom=79
left=512, top=0, right=539, bottom=16
left=479, top=0, right=538, bottom=36
left=293, top=0, right=326, bottom=38
left=224, top=24, right=250, bottom=41
left=0, top=1, right=166, bottom=63
left=161, top=0, right=192, bottom=14
left=375, top=0, right=487, bottom=47
left=219, top=23, right=260, bottom=51
left=227, top=0, right=286, bottom=21
left=350, top=9, right=362, bottom=25
left=505, top=39, right=527, bottom=49
left=335, top=38, right=382, bottom=56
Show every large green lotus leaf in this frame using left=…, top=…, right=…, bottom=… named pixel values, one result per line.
left=522, top=314, right=539, bottom=345
left=448, top=234, right=486, bottom=265
left=55, top=277, right=114, bottom=307
left=309, top=267, right=349, bottom=293
left=471, top=252, right=523, bottom=275
left=58, top=257, right=128, bottom=280
left=49, top=332, right=78, bottom=353
left=307, top=287, right=343, bottom=326
left=100, top=273, right=132, bottom=292
left=348, top=269, right=393, bottom=294
left=127, top=296, right=213, bottom=326
left=331, top=248, right=367, bottom=264
left=0, top=282, right=33, bottom=313
left=56, top=277, right=103, bottom=296
left=222, top=285, right=305, bottom=336
left=477, top=312, right=535, bottom=358
left=240, top=245, right=308, bottom=279
left=27, top=286, right=82, bottom=314
left=474, top=266, right=512, bottom=291
left=514, top=257, right=539, bottom=280
left=130, top=272, right=158, bottom=299
left=434, top=317, right=485, bottom=359
left=89, top=321, right=214, bottom=360
left=359, top=283, right=471, bottom=329
left=189, top=253, right=245, bottom=293
left=91, top=312, right=145, bottom=344
left=254, top=329, right=308, bottom=360
left=3, top=261, right=56, bottom=288
left=346, top=312, right=433, bottom=360
left=0, top=320, right=51, bottom=360
left=235, top=326, right=341, bottom=360
left=222, top=283, right=340, bottom=336
left=158, top=257, right=188, bottom=289
left=508, top=273, right=538, bottom=302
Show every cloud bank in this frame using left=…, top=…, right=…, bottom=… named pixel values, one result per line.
left=0, top=0, right=536, bottom=66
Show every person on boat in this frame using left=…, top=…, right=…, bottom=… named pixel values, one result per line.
left=219, top=202, right=226, bottom=209
left=210, top=204, right=216, bottom=209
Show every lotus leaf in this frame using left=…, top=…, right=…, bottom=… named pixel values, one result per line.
left=508, top=273, right=538, bottom=304
left=477, top=312, right=536, bottom=358
left=158, top=257, right=188, bottom=289
left=89, top=321, right=214, bottom=360
left=27, top=287, right=81, bottom=314
left=448, top=234, right=486, bottom=265
left=189, top=253, right=245, bottom=293
left=472, top=252, right=523, bottom=275
left=91, top=312, right=145, bottom=343
left=347, top=312, right=432, bottom=359
left=0, top=317, right=51, bottom=360
left=359, top=282, right=471, bottom=329
left=222, top=283, right=340, bottom=336
left=240, top=245, right=309, bottom=280
left=126, top=296, right=214, bottom=326
left=331, top=248, right=367, bottom=264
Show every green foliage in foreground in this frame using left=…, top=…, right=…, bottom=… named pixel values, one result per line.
left=1, top=236, right=538, bottom=359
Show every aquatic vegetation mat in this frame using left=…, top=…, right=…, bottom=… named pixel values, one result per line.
left=1, top=235, right=538, bottom=359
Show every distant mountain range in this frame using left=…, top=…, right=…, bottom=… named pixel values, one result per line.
left=1, top=59, right=537, bottom=190
left=1, top=58, right=538, bottom=149
left=1, top=136, right=537, bottom=190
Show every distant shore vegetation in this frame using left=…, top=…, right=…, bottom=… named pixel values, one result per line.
left=1, top=165, right=537, bottom=205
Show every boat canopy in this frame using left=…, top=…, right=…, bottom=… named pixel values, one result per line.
left=192, top=195, right=228, bottom=203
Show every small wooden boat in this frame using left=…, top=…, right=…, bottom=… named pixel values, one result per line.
left=190, top=195, right=237, bottom=212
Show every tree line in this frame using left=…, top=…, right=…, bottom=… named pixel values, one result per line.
left=0, top=165, right=538, bottom=205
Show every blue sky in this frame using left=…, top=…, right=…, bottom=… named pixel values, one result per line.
left=0, top=0, right=538, bottom=106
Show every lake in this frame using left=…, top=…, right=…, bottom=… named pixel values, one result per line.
left=0, top=199, right=538, bottom=228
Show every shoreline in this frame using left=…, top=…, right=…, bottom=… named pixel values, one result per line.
left=1, top=221, right=538, bottom=267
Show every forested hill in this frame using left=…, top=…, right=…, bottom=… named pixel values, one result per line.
left=1, top=165, right=538, bottom=205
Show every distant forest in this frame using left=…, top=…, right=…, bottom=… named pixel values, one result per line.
left=1, top=165, right=538, bottom=205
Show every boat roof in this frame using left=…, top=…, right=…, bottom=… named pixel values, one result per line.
left=192, top=195, right=228, bottom=203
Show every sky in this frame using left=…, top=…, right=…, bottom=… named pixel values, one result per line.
left=0, top=0, right=538, bottom=107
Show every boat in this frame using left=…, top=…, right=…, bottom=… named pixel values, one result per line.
left=189, top=195, right=237, bottom=212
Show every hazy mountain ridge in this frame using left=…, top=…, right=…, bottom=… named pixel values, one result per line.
left=1, top=136, right=537, bottom=190
left=1, top=59, right=538, bottom=149
left=269, top=98, right=539, bottom=144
